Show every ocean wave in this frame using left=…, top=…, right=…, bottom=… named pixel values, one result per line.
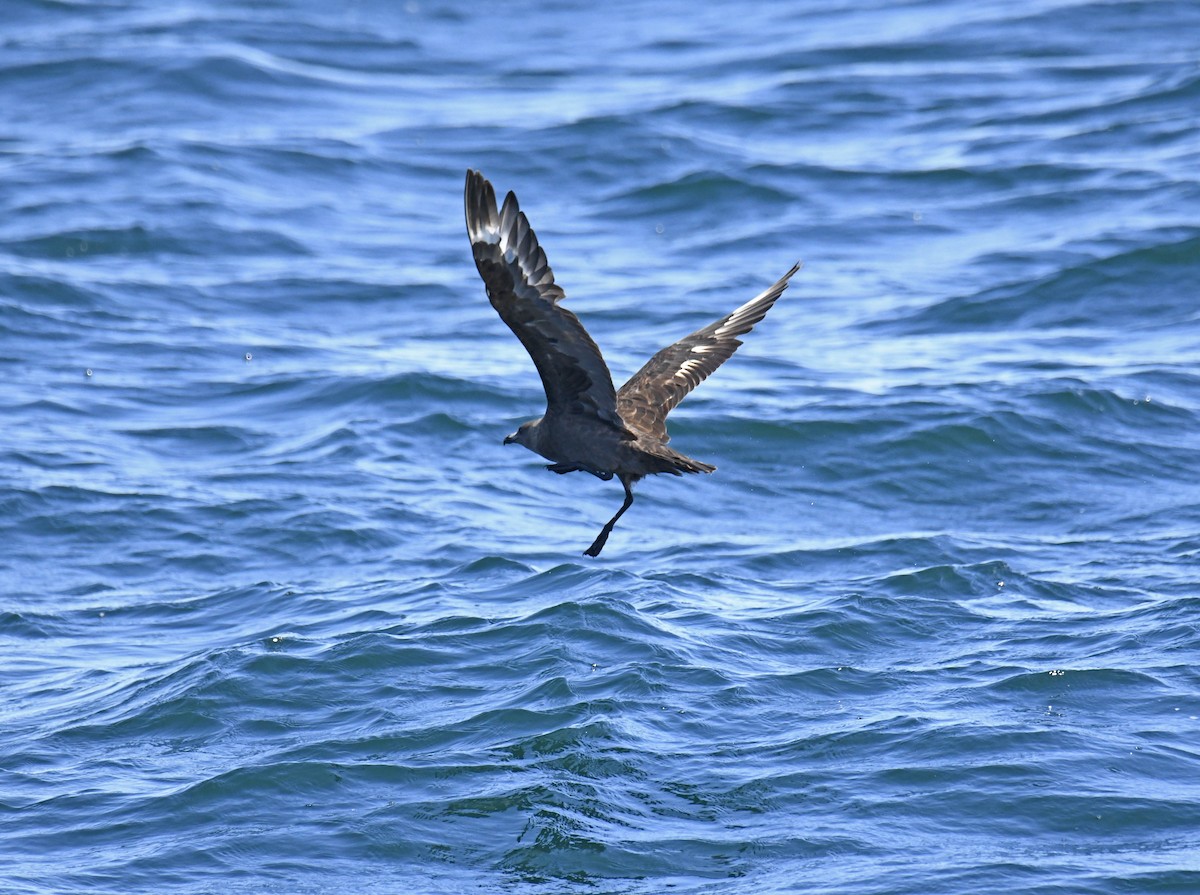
left=876, top=231, right=1200, bottom=334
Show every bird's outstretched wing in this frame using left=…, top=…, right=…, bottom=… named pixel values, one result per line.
left=617, top=262, right=801, bottom=442
left=465, top=170, right=627, bottom=432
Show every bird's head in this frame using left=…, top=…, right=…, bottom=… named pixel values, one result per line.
left=503, top=418, right=541, bottom=449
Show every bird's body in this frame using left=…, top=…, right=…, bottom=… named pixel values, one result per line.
left=464, top=169, right=799, bottom=556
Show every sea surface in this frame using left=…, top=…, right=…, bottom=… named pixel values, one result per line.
left=3, top=1, right=1199, bottom=893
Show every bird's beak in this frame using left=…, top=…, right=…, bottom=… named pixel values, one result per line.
left=503, top=433, right=516, bottom=445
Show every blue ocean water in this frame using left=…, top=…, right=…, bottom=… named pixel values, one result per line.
left=3, top=1, right=1199, bottom=892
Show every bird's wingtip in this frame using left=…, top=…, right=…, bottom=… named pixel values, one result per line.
left=465, top=168, right=488, bottom=192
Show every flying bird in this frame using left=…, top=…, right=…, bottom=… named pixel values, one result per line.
left=464, top=169, right=799, bottom=556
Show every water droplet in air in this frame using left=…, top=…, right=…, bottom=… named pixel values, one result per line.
left=244, top=352, right=253, bottom=362
left=655, top=224, right=664, bottom=234
left=85, top=369, right=93, bottom=377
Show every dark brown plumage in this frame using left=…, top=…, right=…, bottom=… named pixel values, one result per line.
left=464, top=169, right=800, bottom=556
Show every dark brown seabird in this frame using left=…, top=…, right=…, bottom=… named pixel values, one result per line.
left=464, top=169, right=800, bottom=557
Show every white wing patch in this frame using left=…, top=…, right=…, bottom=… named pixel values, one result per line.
left=714, top=287, right=771, bottom=338
left=673, top=357, right=705, bottom=381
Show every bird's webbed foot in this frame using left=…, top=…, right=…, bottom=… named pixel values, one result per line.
left=584, top=527, right=612, bottom=557
left=546, top=463, right=580, bottom=475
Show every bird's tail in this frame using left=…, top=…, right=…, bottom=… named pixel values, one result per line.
left=677, top=456, right=717, bottom=475
left=652, top=447, right=716, bottom=476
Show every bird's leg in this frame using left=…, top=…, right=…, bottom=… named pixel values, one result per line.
left=546, top=463, right=612, bottom=481
left=583, top=476, right=634, bottom=557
